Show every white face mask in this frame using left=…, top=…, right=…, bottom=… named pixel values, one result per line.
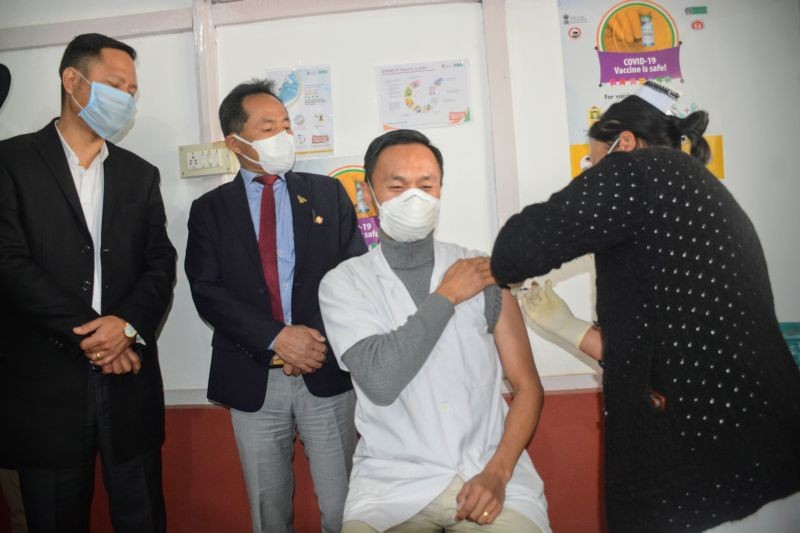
left=234, top=130, right=296, bottom=175
left=374, top=187, right=440, bottom=243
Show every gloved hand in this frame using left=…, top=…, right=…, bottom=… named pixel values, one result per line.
left=520, top=280, right=593, bottom=349
left=603, top=6, right=655, bottom=53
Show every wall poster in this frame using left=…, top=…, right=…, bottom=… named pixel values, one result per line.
left=558, top=1, right=724, bottom=178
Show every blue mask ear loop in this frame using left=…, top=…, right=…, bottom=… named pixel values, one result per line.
left=68, top=69, right=92, bottom=113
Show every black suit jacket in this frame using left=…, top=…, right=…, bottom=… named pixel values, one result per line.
left=0, top=120, right=177, bottom=468
left=185, top=170, right=366, bottom=412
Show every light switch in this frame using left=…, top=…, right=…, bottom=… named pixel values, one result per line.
left=179, top=142, right=238, bottom=178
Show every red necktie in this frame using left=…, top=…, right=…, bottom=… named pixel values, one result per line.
left=255, top=174, right=284, bottom=323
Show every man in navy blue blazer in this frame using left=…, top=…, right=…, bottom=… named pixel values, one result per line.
left=185, top=79, right=365, bottom=533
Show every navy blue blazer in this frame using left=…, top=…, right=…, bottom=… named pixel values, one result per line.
left=185, top=170, right=366, bottom=412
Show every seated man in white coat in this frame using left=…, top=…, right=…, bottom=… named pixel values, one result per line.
left=318, top=129, right=551, bottom=533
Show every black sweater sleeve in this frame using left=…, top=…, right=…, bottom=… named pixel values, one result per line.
left=491, top=151, right=648, bottom=285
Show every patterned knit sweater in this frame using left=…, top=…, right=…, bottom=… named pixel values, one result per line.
left=491, top=147, right=800, bottom=532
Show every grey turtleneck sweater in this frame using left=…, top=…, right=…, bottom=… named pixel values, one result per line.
left=341, top=231, right=502, bottom=406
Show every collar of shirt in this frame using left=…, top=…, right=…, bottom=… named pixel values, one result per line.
left=54, top=120, right=109, bottom=170
left=240, top=167, right=286, bottom=189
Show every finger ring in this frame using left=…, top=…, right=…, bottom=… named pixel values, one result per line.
left=94, top=352, right=101, bottom=361
left=483, top=511, right=489, bottom=517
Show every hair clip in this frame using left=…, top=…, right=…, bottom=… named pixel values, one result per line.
left=637, top=80, right=681, bottom=116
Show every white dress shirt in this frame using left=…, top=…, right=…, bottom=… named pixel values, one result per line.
left=56, top=122, right=107, bottom=314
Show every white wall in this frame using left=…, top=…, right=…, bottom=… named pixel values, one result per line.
left=216, top=3, right=497, bottom=252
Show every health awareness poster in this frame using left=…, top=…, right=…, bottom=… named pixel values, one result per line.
left=558, top=1, right=724, bottom=178
left=376, top=59, right=471, bottom=131
left=293, top=156, right=381, bottom=249
left=267, top=65, right=334, bottom=157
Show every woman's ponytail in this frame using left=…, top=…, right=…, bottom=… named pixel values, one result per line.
left=679, top=111, right=710, bottom=164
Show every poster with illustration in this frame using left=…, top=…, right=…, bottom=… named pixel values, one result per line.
left=376, top=59, right=471, bottom=131
left=266, top=65, right=334, bottom=157
left=558, top=1, right=724, bottom=178
left=293, top=156, right=380, bottom=249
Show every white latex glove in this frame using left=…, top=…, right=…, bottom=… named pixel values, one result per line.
left=520, top=280, right=593, bottom=349
left=508, top=281, right=527, bottom=297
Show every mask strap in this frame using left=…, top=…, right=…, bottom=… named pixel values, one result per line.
left=607, top=137, right=621, bottom=155
left=70, top=93, right=86, bottom=113
left=366, top=179, right=381, bottom=210
left=68, top=69, right=93, bottom=112
left=75, top=70, right=92, bottom=85
left=231, top=134, right=264, bottom=167
left=232, top=133, right=251, bottom=146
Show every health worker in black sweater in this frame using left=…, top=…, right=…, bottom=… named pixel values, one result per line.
left=491, top=90, right=800, bottom=532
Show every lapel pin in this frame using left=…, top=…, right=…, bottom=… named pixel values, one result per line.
left=297, top=195, right=308, bottom=204
left=314, top=215, right=324, bottom=224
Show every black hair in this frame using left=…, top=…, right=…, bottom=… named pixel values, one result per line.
left=218, top=79, right=281, bottom=137
left=59, top=33, right=136, bottom=101
left=363, top=129, right=444, bottom=184
left=588, top=95, right=711, bottom=164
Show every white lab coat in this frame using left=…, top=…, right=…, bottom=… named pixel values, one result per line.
left=319, top=240, right=550, bottom=532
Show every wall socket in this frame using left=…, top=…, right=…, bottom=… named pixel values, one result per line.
left=179, top=142, right=238, bottom=178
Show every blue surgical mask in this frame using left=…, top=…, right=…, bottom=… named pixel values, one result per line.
left=71, top=71, right=136, bottom=141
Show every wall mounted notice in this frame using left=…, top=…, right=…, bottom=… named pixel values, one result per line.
left=267, top=65, right=334, bottom=157
left=376, top=59, right=471, bottom=131
left=558, top=1, right=724, bottom=178
left=294, top=156, right=381, bottom=249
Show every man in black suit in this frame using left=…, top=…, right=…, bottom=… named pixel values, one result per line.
left=0, top=34, right=176, bottom=532
left=185, top=79, right=365, bottom=533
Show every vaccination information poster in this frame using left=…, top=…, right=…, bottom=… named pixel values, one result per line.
left=557, top=0, right=724, bottom=178
left=376, top=59, right=471, bottom=131
left=293, top=156, right=381, bottom=249
left=267, top=65, right=334, bottom=157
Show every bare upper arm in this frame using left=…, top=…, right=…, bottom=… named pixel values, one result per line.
left=492, top=288, right=542, bottom=396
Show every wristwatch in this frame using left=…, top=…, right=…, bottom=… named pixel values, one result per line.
left=123, top=322, right=138, bottom=340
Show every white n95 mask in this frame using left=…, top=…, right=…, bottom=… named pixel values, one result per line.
left=376, top=187, right=440, bottom=243
left=234, top=130, right=296, bottom=175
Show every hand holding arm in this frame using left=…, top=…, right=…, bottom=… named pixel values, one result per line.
left=435, top=257, right=495, bottom=305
